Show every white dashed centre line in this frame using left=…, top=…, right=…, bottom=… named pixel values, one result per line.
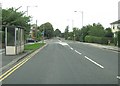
left=74, top=50, right=82, bottom=55
left=63, top=44, right=104, bottom=69
left=70, top=47, right=73, bottom=50
left=84, top=56, right=104, bottom=69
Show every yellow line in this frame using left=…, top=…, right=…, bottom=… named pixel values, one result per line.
left=0, top=57, right=31, bottom=81
left=0, top=57, right=29, bottom=79
left=0, top=44, right=47, bottom=81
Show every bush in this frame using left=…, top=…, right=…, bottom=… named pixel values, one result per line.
left=101, top=37, right=108, bottom=45
left=93, top=36, right=102, bottom=44
left=85, top=36, right=93, bottom=43
left=85, top=35, right=109, bottom=45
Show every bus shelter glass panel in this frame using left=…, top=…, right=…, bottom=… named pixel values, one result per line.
left=7, top=27, right=15, bottom=46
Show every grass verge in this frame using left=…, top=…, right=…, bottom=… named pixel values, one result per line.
left=25, top=43, right=46, bottom=50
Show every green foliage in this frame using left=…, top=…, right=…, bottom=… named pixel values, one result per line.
left=64, top=26, right=69, bottom=40
left=63, top=23, right=115, bottom=46
left=80, top=25, right=92, bottom=41
left=113, top=31, right=120, bottom=47
left=2, top=8, right=30, bottom=27
left=85, top=35, right=108, bottom=44
left=88, top=23, right=105, bottom=37
left=24, top=43, right=45, bottom=50
left=73, top=27, right=81, bottom=41
left=105, top=27, right=113, bottom=38
left=2, top=7, right=31, bottom=41
left=68, top=32, right=73, bottom=40
left=54, top=29, right=61, bottom=37
left=79, top=23, right=105, bottom=42
left=39, top=22, right=54, bottom=39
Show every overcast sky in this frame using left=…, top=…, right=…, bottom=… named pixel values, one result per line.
left=0, top=0, right=119, bottom=32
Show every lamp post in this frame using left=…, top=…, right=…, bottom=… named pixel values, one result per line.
left=26, top=5, right=38, bottom=41
left=72, top=19, right=75, bottom=41
left=74, top=11, right=83, bottom=28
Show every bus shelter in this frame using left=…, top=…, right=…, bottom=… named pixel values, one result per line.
left=5, top=26, right=24, bottom=55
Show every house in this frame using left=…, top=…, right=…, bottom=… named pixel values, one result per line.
left=29, top=24, right=37, bottom=40
left=110, top=20, right=120, bottom=37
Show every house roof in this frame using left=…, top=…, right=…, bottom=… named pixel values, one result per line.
left=110, top=20, right=120, bottom=25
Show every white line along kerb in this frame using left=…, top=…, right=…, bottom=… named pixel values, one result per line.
left=84, top=56, right=104, bottom=69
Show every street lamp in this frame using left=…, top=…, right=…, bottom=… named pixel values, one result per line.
left=26, top=5, right=38, bottom=41
left=74, top=11, right=83, bottom=28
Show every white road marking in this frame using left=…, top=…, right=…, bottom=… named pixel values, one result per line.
left=59, top=42, right=69, bottom=46
left=67, top=45, right=74, bottom=50
left=70, top=47, right=74, bottom=50
left=58, top=43, right=104, bottom=69
left=84, top=56, right=104, bottom=69
left=117, top=76, right=120, bottom=79
left=74, top=50, right=82, bottom=55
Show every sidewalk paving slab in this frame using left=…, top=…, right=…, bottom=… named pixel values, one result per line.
left=82, top=42, right=120, bottom=52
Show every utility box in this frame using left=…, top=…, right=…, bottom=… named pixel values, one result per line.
left=5, top=26, right=24, bottom=55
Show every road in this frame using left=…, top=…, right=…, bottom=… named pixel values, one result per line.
left=2, top=38, right=118, bottom=84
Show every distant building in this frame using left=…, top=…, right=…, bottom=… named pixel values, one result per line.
left=110, top=20, right=120, bottom=37
left=29, top=24, right=37, bottom=40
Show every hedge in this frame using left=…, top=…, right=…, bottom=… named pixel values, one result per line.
left=85, top=35, right=109, bottom=44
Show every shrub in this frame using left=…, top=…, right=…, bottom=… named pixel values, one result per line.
left=85, top=36, right=93, bottom=43
left=101, top=37, right=108, bottom=45
left=85, top=35, right=109, bottom=45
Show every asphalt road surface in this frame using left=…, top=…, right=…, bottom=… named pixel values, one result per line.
left=2, top=38, right=118, bottom=84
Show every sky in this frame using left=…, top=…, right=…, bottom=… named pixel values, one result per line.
left=0, top=0, right=120, bottom=32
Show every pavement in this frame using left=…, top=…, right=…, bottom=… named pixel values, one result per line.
left=62, top=39, right=120, bottom=52
left=82, top=42, right=120, bottom=52
left=2, top=38, right=118, bottom=84
left=0, top=42, right=47, bottom=72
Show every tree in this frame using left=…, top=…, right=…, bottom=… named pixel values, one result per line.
left=39, top=22, right=54, bottom=39
left=80, top=25, right=91, bottom=41
left=2, top=7, right=31, bottom=41
left=2, top=7, right=30, bottom=27
left=73, top=27, right=81, bottom=41
left=105, top=27, right=113, bottom=38
left=88, top=23, right=105, bottom=37
left=68, top=32, right=74, bottom=40
left=54, top=29, right=61, bottom=37
left=64, top=26, right=69, bottom=40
